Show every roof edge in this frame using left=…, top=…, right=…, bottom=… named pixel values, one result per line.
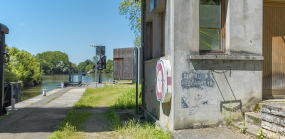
left=0, top=23, right=9, bottom=34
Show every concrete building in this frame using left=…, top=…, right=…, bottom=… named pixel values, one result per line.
left=140, top=0, right=274, bottom=130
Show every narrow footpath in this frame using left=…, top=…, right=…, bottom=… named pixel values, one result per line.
left=0, top=82, right=103, bottom=139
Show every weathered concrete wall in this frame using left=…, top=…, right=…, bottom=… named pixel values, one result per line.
left=184, top=0, right=263, bottom=56
left=173, top=59, right=262, bottom=129
left=172, top=0, right=263, bottom=129
left=142, top=0, right=263, bottom=130
left=143, top=0, right=175, bottom=130
left=227, top=0, right=263, bottom=56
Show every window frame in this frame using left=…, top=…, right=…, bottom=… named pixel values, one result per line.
left=199, top=0, right=226, bottom=54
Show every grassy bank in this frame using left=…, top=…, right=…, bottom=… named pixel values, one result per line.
left=49, top=84, right=171, bottom=139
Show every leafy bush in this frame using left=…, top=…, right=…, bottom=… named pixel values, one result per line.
left=5, top=46, right=43, bottom=87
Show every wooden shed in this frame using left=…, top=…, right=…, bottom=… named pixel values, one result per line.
left=113, top=47, right=134, bottom=80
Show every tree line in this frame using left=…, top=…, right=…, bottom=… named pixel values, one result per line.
left=3, top=0, right=139, bottom=88
left=5, top=46, right=113, bottom=88
left=77, top=58, right=113, bottom=74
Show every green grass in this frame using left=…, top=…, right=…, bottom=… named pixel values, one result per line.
left=116, top=120, right=172, bottom=139
left=118, top=80, right=133, bottom=83
left=49, top=84, right=171, bottom=139
left=103, top=110, right=172, bottom=139
left=112, top=85, right=142, bottom=109
left=49, top=109, right=91, bottom=139
left=74, top=84, right=135, bottom=109
left=104, top=110, right=122, bottom=130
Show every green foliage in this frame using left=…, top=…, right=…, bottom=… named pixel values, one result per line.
left=107, top=116, right=172, bottom=139
left=70, top=63, right=78, bottom=73
left=50, top=84, right=169, bottom=138
left=119, top=0, right=141, bottom=36
left=134, top=35, right=141, bottom=47
left=222, top=98, right=234, bottom=125
left=254, top=103, right=261, bottom=112
left=119, top=0, right=141, bottom=47
left=50, top=123, right=77, bottom=139
left=85, top=64, right=93, bottom=73
left=77, top=62, right=87, bottom=72
left=241, top=118, right=246, bottom=134
left=257, top=128, right=264, bottom=139
left=104, top=110, right=122, bottom=130
left=37, top=59, right=54, bottom=74
left=50, top=84, right=136, bottom=138
left=49, top=109, right=91, bottom=139
left=102, top=59, right=113, bottom=73
left=35, top=51, right=71, bottom=74
left=74, top=84, right=135, bottom=108
left=77, top=59, right=113, bottom=74
left=5, top=46, right=43, bottom=87
left=112, top=86, right=142, bottom=109
left=77, top=59, right=94, bottom=73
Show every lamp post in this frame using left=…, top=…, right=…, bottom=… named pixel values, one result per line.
left=90, top=44, right=97, bottom=88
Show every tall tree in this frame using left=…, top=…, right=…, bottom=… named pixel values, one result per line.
left=5, top=46, right=43, bottom=87
left=119, top=0, right=141, bottom=47
left=35, top=51, right=71, bottom=74
left=103, top=60, right=113, bottom=73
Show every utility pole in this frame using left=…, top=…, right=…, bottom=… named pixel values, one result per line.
left=90, top=44, right=97, bottom=88
left=98, top=55, right=102, bottom=83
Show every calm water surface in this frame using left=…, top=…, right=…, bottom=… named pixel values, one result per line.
left=21, top=73, right=113, bottom=101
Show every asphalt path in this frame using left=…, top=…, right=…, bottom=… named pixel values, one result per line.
left=0, top=83, right=103, bottom=139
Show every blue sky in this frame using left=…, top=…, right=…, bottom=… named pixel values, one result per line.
left=0, top=0, right=135, bottom=65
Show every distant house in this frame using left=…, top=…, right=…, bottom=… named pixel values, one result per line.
left=139, top=0, right=285, bottom=130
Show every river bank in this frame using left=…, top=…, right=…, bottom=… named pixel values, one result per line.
left=21, top=73, right=113, bottom=101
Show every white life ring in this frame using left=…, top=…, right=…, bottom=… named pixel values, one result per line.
left=156, top=59, right=172, bottom=103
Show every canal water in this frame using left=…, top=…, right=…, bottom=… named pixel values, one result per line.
left=21, top=73, right=113, bottom=101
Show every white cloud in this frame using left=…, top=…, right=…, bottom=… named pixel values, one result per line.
left=19, top=23, right=26, bottom=26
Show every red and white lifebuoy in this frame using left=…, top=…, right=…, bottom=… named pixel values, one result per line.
left=156, top=59, right=172, bottom=103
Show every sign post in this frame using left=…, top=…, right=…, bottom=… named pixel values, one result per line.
left=95, top=46, right=106, bottom=84
left=90, top=44, right=97, bottom=88
left=134, top=47, right=138, bottom=114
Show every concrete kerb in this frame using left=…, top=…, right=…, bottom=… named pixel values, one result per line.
left=0, top=87, right=71, bottom=131
left=21, top=88, right=62, bottom=108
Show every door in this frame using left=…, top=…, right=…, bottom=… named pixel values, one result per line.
left=114, top=58, right=124, bottom=79
left=263, top=1, right=285, bottom=99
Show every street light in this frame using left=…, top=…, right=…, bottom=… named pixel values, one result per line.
left=90, top=44, right=98, bottom=88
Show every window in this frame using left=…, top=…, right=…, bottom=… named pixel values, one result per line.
left=145, top=22, right=153, bottom=60
left=200, top=0, right=226, bottom=53
left=161, top=12, right=165, bottom=56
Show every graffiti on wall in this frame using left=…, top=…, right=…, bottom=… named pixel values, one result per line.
left=181, top=93, right=218, bottom=115
left=180, top=66, right=244, bottom=116
left=181, top=71, right=215, bottom=90
left=180, top=70, right=217, bottom=115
